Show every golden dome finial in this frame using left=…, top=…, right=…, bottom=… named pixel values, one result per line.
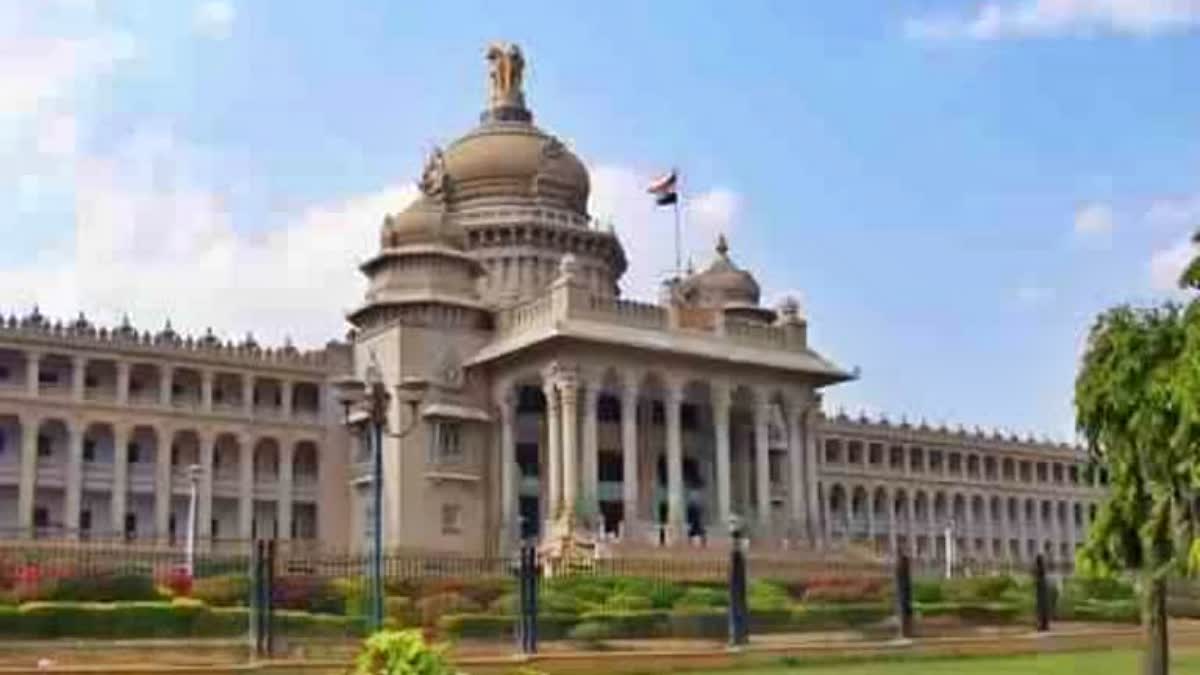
left=716, top=233, right=729, bottom=258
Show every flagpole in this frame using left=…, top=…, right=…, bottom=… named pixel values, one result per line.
left=673, top=168, right=682, bottom=280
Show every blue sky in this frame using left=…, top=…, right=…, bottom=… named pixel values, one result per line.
left=2, top=0, right=1199, bottom=440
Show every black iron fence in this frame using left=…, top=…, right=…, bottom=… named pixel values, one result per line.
left=0, top=536, right=1173, bottom=657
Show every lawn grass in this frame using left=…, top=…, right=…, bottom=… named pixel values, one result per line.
left=697, top=649, right=1200, bottom=675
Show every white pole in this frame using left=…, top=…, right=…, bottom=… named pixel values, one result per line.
left=186, top=464, right=200, bottom=576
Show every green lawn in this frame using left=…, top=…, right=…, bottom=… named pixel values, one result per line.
left=714, top=650, right=1200, bottom=675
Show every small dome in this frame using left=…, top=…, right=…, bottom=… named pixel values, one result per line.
left=680, top=235, right=761, bottom=309
left=380, top=197, right=464, bottom=249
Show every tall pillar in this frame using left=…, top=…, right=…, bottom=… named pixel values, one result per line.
left=197, top=432, right=214, bottom=543
left=559, top=375, right=580, bottom=523
left=665, top=379, right=685, bottom=541
left=803, top=406, right=821, bottom=545
left=498, top=393, right=516, bottom=547
left=786, top=403, right=804, bottom=525
left=887, top=489, right=898, bottom=558
left=712, top=383, right=733, bottom=532
left=26, top=352, right=41, bottom=397
left=155, top=427, right=172, bottom=541
left=581, top=384, right=599, bottom=516
left=963, top=495, right=975, bottom=560
left=18, top=415, right=37, bottom=535
left=278, top=441, right=294, bottom=540
left=111, top=424, right=130, bottom=537
left=242, top=375, right=255, bottom=417
left=159, top=365, right=173, bottom=407
left=201, top=371, right=214, bottom=412
left=620, top=375, right=639, bottom=539
left=64, top=423, right=83, bottom=538
left=281, top=380, right=294, bottom=420
left=754, top=400, right=771, bottom=527
left=238, top=434, right=253, bottom=540
left=116, top=361, right=131, bottom=406
left=72, top=356, right=86, bottom=402
left=819, top=482, right=831, bottom=543
left=542, top=381, right=561, bottom=522
left=904, top=494, right=916, bottom=555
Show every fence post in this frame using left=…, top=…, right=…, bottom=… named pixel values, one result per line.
left=520, top=545, right=539, bottom=654
left=263, top=539, right=276, bottom=656
left=728, top=543, right=749, bottom=647
left=249, top=540, right=264, bottom=659
left=894, top=554, right=914, bottom=640
left=1034, top=554, right=1050, bottom=633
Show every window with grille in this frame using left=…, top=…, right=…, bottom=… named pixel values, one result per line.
left=430, top=422, right=463, bottom=463
left=441, top=503, right=462, bottom=535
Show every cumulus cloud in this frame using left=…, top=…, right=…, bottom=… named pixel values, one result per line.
left=1149, top=236, right=1195, bottom=292
left=193, top=0, right=236, bottom=40
left=589, top=165, right=741, bottom=301
left=0, top=129, right=416, bottom=348
left=1145, top=193, right=1200, bottom=229
left=905, top=0, right=1200, bottom=41
left=1073, top=201, right=1115, bottom=242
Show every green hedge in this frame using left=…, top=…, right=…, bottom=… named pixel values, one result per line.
left=0, top=600, right=363, bottom=640
left=916, top=601, right=1026, bottom=624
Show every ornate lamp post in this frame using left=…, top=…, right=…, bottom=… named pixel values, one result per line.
left=334, top=359, right=426, bottom=632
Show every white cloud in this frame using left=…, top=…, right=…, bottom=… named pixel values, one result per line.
left=1145, top=193, right=1200, bottom=229
left=193, top=1, right=236, bottom=40
left=1073, top=201, right=1115, bottom=241
left=0, top=129, right=417, bottom=348
left=588, top=166, right=742, bottom=301
left=906, top=0, right=1200, bottom=41
left=1149, top=236, right=1195, bottom=292
left=1015, top=283, right=1054, bottom=306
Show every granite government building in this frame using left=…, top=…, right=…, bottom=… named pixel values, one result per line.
left=0, top=44, right=1105, bottom=566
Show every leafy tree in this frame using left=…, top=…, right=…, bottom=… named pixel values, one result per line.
left=352, top=629, right=453, bottom=675
left=1075, top=233, right=1200, bottom=675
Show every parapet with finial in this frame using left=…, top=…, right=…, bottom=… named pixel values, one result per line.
left=0, top=308, right=343, bottom=374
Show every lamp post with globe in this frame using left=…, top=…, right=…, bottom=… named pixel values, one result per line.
left=334, top=357, right=427, bottom=631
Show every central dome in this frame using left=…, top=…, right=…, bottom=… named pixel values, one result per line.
left=442, top=120, right=590, bottom=213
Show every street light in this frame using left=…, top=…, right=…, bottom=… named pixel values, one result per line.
left=185, top=463, right=202, bottom=576
left=334, top=356, right=426, bottom=632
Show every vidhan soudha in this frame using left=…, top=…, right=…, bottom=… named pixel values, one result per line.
left=0, top=44, right=1104, bottom=565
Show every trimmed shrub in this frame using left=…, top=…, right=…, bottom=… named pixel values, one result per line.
left=605, top=592, right=653, bottom=612
left=437, top=613, right=516, bottom=640
left=537, top=589, right=585, bottom=616
left=1058, top=598, right=1139, bottom=623
left=163, top=566, right=193, bottom=598
left=801, top=576, right=889, bottom=604
left=414, top=592, right=481, bottom=626
left=783, top=603, right=891, bottom=631
left=916, top=602, right=1025, bottom=624
left=385, top=596, right=417, bottom=626
left=46, top=573, right=163, bottom=603
left=191, top=574, right=250, bottom=607
left=912, top=579, right=945, bottom=604
left=943, top=575, right=1018, bottom=603
left=672, top=586, right=727, bottom=610
left=459, top=578, right=513, bottom=609
left=1063, top=576, right=1135, bottom=603
left=272, top=575, right=344, bottom=614
left=567, top=620, right=613, bottom=644
left=747, top=580, right=790, bottom=612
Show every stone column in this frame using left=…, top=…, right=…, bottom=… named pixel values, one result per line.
left=26, top=352, right=41, bottom=397
left=18, top=415, right=37, bottom=534
left=542, top=381, right=561, bottom=522
left=159, top=365, right=173, bottom=407
left=665, top=379, right=685, bottom=541
left=887, top=489, right=898, bottom=558
left=963, top=495, right=975, bottom=560
left=866, top=489, right=877, bottom=545
left=155, top=427, right=172, bottom=541
left=72, top=356, right=86, bottom=402
left=754, top=400, right=771, bottom=527
left=281, top=380, right=294, bottom=420
left=620, top=375, right=639, bottom=539
left=819, top=482, right=831, bottom=543
left=238, top=434, right=254, bottom=540
left=197, top=432, right=214, bottom=542
left=786, top=403, right=804, bottom=526
left=804, top=407, right=821, bottom=545
left=582, top=384, right=599, bottom=515
left=111, top=424, right=129, bottom=537
left=559, top=375, right=580, bottom=523
left=278, top=441, right=294, bottom=540
left=201, top=371, right=214, bottom=412
left=904, top=494, right=916, bottom=555
left=64, top=423, right=83, bottom=538
left=498, top=393, right=516, bottom=547
left=242, top=375, right=255, bottom=418
left=712, top=383, right=733, bottom=531
left=117, top=361, right=131, bottom=406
